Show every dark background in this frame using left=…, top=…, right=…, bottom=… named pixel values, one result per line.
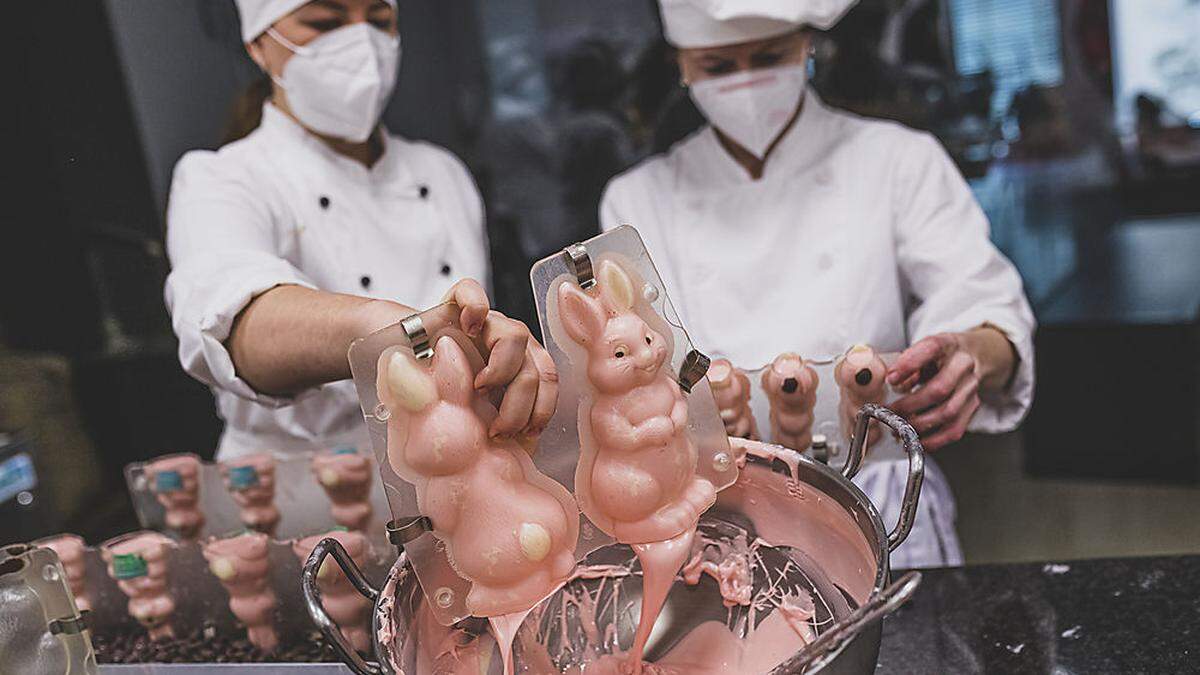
left=2, top=0, right=1198, bottom=558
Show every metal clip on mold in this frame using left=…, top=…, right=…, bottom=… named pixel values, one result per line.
left=678, top=349, right=711, bottom=395
left=564, top=243, right=596, bottom=289
left=48, top=610, right=91, bottom=636
left=386, top=516, right=433, bottom=549
left=401, top=314, right=433, bottom=361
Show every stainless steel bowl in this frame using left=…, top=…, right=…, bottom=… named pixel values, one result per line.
left=305, top=404, right=924, bottom=674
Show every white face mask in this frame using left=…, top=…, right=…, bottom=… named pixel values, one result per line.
left=688, top=63, right=808, bottom=159
left=266, top=24, right=401, bottom=143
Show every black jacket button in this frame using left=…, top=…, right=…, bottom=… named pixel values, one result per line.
left=319, top=196, right=331, bottom=209
left=419, top=185, right=430, bottom=199
left=360, top=275, right=371, bottom=289
left=440, top=264, right=451, bottom=276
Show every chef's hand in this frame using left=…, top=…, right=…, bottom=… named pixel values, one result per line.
left=886, top=333, right=980, bottom=451
left=359, top=279, right=557, bottom=439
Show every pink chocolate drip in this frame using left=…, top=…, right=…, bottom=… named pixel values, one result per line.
left=293, top=530, right=372, bottom=653
left=145, top=454, right=205, bottom=540
left=219, top=453, right=281, bottom=536
left=708, top=359, right=759, bottom=441
left=626, top=529, right=696, bottom=673
left=311, top=450, right=374, bottom=532
left=38, top=534, right=90, bottom=612
left=377, top=335, right=578, bottom=617
left=102, top=532, right=177, bottom=641
left=761, top=354, right=819, bottom=452
left=203, top=532, right=279, bottom=652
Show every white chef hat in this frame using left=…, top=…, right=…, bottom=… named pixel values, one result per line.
left=658, top=0, right=859, bottom=48
left=234, top=0, right=398, bottom=42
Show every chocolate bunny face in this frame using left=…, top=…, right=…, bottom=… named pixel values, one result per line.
left=559, top=260, right=670, bottom=395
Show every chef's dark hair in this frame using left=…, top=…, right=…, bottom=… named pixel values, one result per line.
left=222, top=76, right=273, bottom=145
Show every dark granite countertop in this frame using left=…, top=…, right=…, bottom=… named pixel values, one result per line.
left=876, top=555, right=1199, bottom=674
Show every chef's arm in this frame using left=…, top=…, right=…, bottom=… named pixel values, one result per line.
left=225, top=284, right=418, bottom=396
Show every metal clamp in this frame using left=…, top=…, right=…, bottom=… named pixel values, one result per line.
left=769, top=571, right=922, bottom=674
left=49, top=610, right=91, bottom=636
left=386, top=516, right=433, bottom=549
left=564, top=243, right=596, bottom=289
left=842, top=404, right=925, bottom=552
left=400, top=314, right=433, bottom=360
left=678, top=349, right=711, bottom=394
left=302, top=538, right=383, bottom=675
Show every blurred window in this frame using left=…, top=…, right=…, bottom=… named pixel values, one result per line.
left=948, top=0, right=1063, bottom=119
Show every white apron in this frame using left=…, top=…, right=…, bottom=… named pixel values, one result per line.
left=165, top=104, right=489, bottom=459
left=600, top=91, right=1035, bottom=568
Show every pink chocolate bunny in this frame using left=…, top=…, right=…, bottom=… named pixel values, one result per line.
left=144, top=454, right=205, bottom=540
left=38, top=534, right=91, bottom=612
left=557, top=259, right=716, bottom=544
left=377, top=335, right=578, bottom=617
left=762, top=353, right=820, bottom=451
left=835, top=345, right=889, bottom=447
left=204, top=532, right=279, bottom=653
left=312, top=449, right=374, bottom=532
left=709, top=359, right=759, bottom=441
left=102, top=532, right=177, bottom=641
left=293, top=530, right=372, bottom=653
left=219, top=453, right=281, bottom=536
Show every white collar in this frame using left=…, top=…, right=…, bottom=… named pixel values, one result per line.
left=259, top=103, right=406, bottom=185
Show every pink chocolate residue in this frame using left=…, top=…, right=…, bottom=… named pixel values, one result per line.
left=708, top=359, right=759, bottom=441
left=203, top=532, right=279, bottom=652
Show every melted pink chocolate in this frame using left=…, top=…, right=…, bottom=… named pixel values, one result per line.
left=708, top=360, right=759, bottom=441
left=311, top=450, right=374, bottom=532
left=38, top=534, right=90, bottom=612
left=102, top=532, right=177, bottom=641
left=761, top=354, right=819, bottom=452
left=293, top=530, right=372, bottom=653
left=203, top=532, right=279, bottom=652
left=378, top=335, right=578, bottom=617
left=219, top=453, right=281, bottom=536
left=144, top=455, right=204, bottom=540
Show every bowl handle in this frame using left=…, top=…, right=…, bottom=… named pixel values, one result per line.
left=302, top=537, right=383, bottom=675
left=769, top=570, right=922, bottom=674
left=841, top=404, right=926, bottom=552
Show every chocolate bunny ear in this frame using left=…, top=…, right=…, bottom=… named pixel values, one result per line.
left=383, top=348, right=438, bottom=413
left=558, top=281, right=606, bottom=346
left=598, top=259, right=636, bottom=311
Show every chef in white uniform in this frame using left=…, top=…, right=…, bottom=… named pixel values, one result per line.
left=166, top=0, right=557, bottom=459
left=601, top=0, right=1036, bottom=568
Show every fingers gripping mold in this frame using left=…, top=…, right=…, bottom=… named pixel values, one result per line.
left=375, top=335, right=578, bottom=617
left=761, top=353, right=820, bottom=452
left=144, top=455, right=205, bottom=540
left=555, top=259, right=715, bottom=545
left=709, top=359, right=759, bottom=441
left=218, top=453, right=281, bottom=536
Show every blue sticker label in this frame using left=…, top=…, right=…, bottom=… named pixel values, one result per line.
left=228, top=464, right=260, bottom=489
left=0, top=453, right=37, bottom=505
left=155, top=470, right=183, bottom=493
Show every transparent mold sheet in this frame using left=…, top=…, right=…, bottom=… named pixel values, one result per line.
left=124, top=451, right=390, bottom=550
left=0, top=544, right=97, bottom=674
left=351, top=304, right=581, bottom=624
left=11, top=533, right=391, bottom=649
left=743, top=351, right=906, bottom=470
left=531, top=226, right=738, bottom=551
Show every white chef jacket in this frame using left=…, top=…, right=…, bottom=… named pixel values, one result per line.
left=165, top=103, right=489, bottom=459
left=600, top=90, right=1035, bottom=568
